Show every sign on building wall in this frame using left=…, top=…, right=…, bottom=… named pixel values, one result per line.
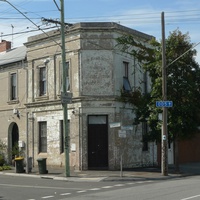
left=110, top=122, right=121, bottom=128
left=118, top=130, right=126, bottom=138
left=121, top=125, right=133, bottom=131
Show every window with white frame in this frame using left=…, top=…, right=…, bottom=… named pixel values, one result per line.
left=10, top=73, right=17, bottom=100
left=123, top=61, right=131, bottom=92
left=39, top=121, right=47, bottom=153
left=39, top=67, right=47, bottom=96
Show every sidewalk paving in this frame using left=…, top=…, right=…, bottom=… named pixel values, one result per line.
left=0, top=162, right=200, bottom=182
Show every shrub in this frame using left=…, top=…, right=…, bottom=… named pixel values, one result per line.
left=2, top=165, right=11, bottom=170
left=0, top=154, right=5, bottom=166
left=0, top=165, right=11, bottom=171
left=0, top=139, right=7, bottom=164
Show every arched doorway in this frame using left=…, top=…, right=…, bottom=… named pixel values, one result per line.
left=8, top=123, right=19, bottom=163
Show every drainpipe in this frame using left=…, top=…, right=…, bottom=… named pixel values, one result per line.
left=31, top=114, right=34, bottom=167
left=26, top=112, right=29, bottom=173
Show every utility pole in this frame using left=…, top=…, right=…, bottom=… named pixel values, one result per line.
left=60, top=0, right=70, bottom=177
left=41, top=1, right=71, bottom=177
left=161, top=12, right=168, bottom=176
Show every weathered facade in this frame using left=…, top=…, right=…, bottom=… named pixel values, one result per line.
left=0, top=40, right=27, bottom=163
left=0, top=23, right=157, bottom=170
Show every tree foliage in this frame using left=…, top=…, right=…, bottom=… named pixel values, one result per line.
left=117, top=29, right=200, bottom=143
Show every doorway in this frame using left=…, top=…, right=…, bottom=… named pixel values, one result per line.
left=88, top=115, right=108, bottom=169
left=8, top=123, right=19, bottom=161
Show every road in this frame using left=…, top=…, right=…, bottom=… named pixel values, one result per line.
left=0, top=175, right=200, bottom=200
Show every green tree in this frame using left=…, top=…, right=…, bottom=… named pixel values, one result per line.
left=117, top=29, right=200, bottom=171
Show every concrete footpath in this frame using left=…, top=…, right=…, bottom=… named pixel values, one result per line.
left=0, top=162, right=200, bottom=182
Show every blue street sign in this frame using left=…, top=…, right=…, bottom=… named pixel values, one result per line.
left=156, top=101, right=173, bottom=107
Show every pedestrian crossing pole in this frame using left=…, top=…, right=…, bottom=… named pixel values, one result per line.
left=60, top=0, right=70, bottom=177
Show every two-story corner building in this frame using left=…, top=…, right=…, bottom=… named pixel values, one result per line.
left=0, top=40, right=27, bottom=163
left=24, top=22, right=157, bottom=170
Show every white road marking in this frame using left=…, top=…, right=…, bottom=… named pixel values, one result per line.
left=0, top=183, right=80, bottom=190
left=42, top=196, right=54, bottom=199
left=146, top=180, right=153, bottom=183
left=60, top=193, right=71, bottom=196
left=126, top=183, right=136, bottom=185
left=102, top=186, right=114, bottom=189
left=77, top=190, right=87, bottom=193
left=181, top=195, right=200, bottom=200
left=114, top=184, right=125, bottom=187
left=89, top=188, right=101, bottom=191
left=137, top=181, right=145, bottom=184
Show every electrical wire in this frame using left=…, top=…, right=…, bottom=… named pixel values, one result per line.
left=1, top=26, right=58, bottom=37
left=0, top=0, right=61, bottom=47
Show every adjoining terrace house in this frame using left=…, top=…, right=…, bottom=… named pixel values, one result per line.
left=0, top=40, right=27, bottom=163
left=1, top=22, right=157, bottom=170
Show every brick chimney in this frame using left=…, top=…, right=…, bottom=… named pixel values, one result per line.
left=0, top=40, right=11, bottom=52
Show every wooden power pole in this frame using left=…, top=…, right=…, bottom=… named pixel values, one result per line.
left=60, top=0, right=70, bottom=177
left=161, top=12, right=168, bottom=176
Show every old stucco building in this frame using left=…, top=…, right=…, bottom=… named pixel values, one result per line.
left=0, top=22, right=157, bottom=170
left=0, top=40, right=27, bottom=162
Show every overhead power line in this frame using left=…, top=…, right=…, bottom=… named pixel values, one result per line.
left=0, top=0, right=61, bottom=47
left=41, top=17, right=73, bottom=27
left=1, top=26, right=58, bottom=37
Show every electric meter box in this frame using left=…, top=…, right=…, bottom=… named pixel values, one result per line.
left=18, top=141, right=25, bottom=148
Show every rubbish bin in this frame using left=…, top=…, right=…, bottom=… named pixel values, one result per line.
left=37, top=158, right=48, bottom=174
left=15, top=157, right=25, bottom=173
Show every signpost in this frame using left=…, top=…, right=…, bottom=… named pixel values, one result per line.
left=156, top=101, right=173, bottom=108
left=156, top=99, right=173, bottom=176
left=61, top=92, right=72, bottom=104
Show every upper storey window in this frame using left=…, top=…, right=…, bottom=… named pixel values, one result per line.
left=39, top=67, right=46, bottom=96
left=123, top=61, right=131, bottom=92
left=10, top=73, right=17, bottom=100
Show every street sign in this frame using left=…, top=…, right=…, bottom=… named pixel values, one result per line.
left=118, top=130, right=126, bottom=138
left=110, top=122, right=121, bottom=128
left=61, top=92, right=72, bottom=104
left=156, top=101, right=173, bottom=108
left=121, top=125, right=133, bottom=131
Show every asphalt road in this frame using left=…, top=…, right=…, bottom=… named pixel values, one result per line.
left=0, top=175, right=200, bottom=200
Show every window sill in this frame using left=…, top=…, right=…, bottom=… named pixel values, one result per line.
left=35, top=95, right=49, bottom=101
left=38, top=153, right=47, bottom=156
left=7, top=99, right=19, bottom=105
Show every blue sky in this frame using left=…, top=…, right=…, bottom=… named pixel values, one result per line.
left=1, top=0, right=200, bottom=62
